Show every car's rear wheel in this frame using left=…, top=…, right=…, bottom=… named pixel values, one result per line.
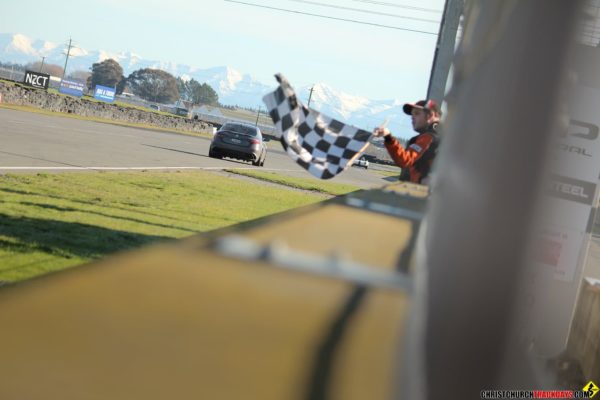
left=253, top=152, right=265, bottom=166
left=209, top=149, right=221, bottom=159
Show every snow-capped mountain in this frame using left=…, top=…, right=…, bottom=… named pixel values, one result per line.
left=0, top=32, right=412, bottom=135
left=0, top=33, right=58, bottom=64
left=296, top=83, right=410, bottom=132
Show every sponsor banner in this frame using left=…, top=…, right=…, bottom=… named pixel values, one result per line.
left=546, top=174, right=596, bottom=206
left=550, top=96, right=600, bottom=183
left=525, top=45, right=600, bottom=356
left=535, top=226, right=585, bottom=282
left=59, top=79, right=85, bottom=97
left=22, top=70, right=50, bottom=90
left=94, top=85, right=116, bottom=102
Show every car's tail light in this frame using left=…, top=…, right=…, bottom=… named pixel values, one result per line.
left=250, top=139, right=260, bottom=145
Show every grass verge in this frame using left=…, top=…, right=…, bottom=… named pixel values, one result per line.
left=373, top=169, right=400, bottom=178
left=224, top=169, right=359, bottom=196
left=0, top=171, right=327, bottom=283
left=0, top=103, right=213, bottom=139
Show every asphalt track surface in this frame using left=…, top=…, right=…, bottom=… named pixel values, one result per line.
left=0, top=108, right=395, bottom=189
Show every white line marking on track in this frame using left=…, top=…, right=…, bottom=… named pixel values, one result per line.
left=0, top=166, right=300, bottom=172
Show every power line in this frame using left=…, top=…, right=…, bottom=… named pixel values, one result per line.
left=286, top=0, right=440, bottom=23
left=223, top=0, right=438, bottom=35
left=349, top=0, right=442, bottom=14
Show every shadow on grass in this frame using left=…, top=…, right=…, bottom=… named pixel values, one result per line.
left=17, top=201, right=197, bottom=233
left=0, top=187, right=196, bottom=224
left=0, top=213, right=171, bottom=261
left=0, top=185, right=249, bottom=225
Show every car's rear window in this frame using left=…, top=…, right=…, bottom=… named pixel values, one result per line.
left=222, top=123, right=258, bottom=136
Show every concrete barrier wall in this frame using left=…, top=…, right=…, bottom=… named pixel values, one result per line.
left=0, top=81, right=214, bottom=134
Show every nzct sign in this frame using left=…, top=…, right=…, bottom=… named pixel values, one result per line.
left=23, top=70, right=50, bottom=90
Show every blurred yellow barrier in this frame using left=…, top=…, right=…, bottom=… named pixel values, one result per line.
left=568, top=278, right=600, bottom=381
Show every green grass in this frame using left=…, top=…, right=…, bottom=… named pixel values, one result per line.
left=224, top=169, right=359, bottom=196
left=0, top=171, right=327, bottom=283
left=373, top=169, right=400, bottom=178
left=0, top=103, right=213, bottom=139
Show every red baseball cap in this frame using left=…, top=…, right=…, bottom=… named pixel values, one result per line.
left=403, top=99, right=441, bottom=115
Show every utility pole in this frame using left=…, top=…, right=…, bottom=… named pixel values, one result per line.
left=426, top=0, right=463, bottom=104
left=39, top=56, right=46, bottom=73
left=255, top=107, right=261, bottom=127
left=62, top=37, right=74, bottom=80
left=307, top=85, right=315, bottom=107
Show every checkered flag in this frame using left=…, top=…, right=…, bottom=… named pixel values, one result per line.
left=262, top=74, right=372, bottom=179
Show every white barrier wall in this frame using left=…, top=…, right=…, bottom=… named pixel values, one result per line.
left=527, top=43, right=600, bottom=356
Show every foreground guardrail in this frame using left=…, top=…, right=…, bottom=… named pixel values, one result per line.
left=568, top=278, right=600, bottom=381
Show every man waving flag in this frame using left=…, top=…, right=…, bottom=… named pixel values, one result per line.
left=262, top=74, right=372, bottom=179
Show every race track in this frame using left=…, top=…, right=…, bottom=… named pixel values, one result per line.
left=0, top=108, right=395, bottom=189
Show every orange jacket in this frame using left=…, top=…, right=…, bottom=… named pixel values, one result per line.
left=384, top=130, right=439, bottom=184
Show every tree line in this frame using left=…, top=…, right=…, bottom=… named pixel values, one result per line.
left=89, top=59, right=219, bottom=106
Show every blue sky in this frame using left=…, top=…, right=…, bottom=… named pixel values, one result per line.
left=1, top=0, right=444, bottom=101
